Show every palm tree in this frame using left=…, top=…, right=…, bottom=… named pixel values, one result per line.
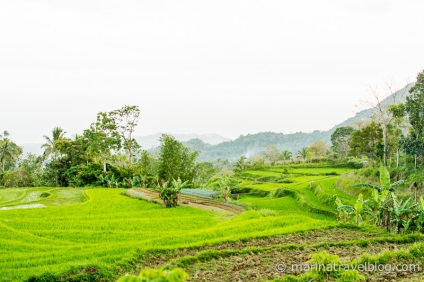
left=281, top=150, right=292, bottom=161
left=0, top=131, right=22, bottom=171
left=234, top=156, right=247, bottom=171
left=297, top=147, right=309, bottom=161
left=41, top=127, right=66, bottom=161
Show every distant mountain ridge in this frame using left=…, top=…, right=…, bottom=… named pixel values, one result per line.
left=135, top=133, right=230, bottom=149
left=183, top=83, right=414, bottom=161
left=20, top=83, right=414, bottom=160
left=329, top=83, right=413, bottom=130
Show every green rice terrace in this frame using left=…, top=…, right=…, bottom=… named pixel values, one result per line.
left=1, top=164, right=423, bottom=281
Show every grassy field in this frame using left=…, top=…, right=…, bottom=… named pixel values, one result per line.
left=0, top=186, right=335, bottom=281
left=1, top=164, right=421, bottom=281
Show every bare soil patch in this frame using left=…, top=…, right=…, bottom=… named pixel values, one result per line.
left=125, top=188, right=244, bottom=214
left=126, top=228, right=398, bottom=281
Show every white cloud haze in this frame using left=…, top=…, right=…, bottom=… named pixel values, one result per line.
left=1, top=0, right=424, bottom=144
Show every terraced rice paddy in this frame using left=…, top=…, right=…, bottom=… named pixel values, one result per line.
left=1, top=164, right=422, bottom=281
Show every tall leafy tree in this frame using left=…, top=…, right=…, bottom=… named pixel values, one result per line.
left=331, top=126, right=354, bottom=157
left=84, top=112, right=121, bottom=172
left=263, top=144, right=281, bottom=165
left=365, top=84, right=408, bottom=165
left=349, top=121, right=383, bottom=160
left=309, top=140, right=328, bottom=158
left=157, top=134, right=198, bottom=183
left=110, top=105, right=141, bottom=165
left=388, top=103, right=407, bottom=167
left=405, top=70, right=424, bottom=168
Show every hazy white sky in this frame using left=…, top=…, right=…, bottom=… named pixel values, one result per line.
left=1, top=0, right=424, bottom=144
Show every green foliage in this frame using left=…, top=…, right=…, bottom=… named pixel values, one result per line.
left=309, top=140, right=328, bottom=158
left=345, top=157, right=364, bottom=169
left=281, top=150, right=292, bottom=161
left=109, top=105, right=141, bottom=165
left=219, top=175, right=231, bottom=202
left=117, top=268, right=188, bottom=282
left=41, top=127, right=66, bottom=161
left=379, top=165, right=390, bottom=190
left=346, top=166, right=424, bottom=233
left=331, top=127, right=355, bottom=158
left=157, top=134, right=198, bottom=183
left=349, top=121, right=383, bottom=160
left=297, top=147, right=309, bottom=161
left=389, top=193, right=417, bottom=234
left=84, top=111, right=121, bottom=173
left=0, top=130, right=23, bottom=172
left=406, top=70, right=424, bottom=140
left=307, top=251, right=342, bottom=280
left=336, top=270, right=365, bottom=282
left=158, top=178, right=188, bottom=208
left=263, top=144, right=281, bottom=165
left=1, top=167, right=33, bottom=187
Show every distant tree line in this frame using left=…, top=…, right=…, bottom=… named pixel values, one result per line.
left=0, top=105, right=219, bottom=188
left=233, top=70, right=424, bottom=174
left=331, top=70, right=424, bottom=170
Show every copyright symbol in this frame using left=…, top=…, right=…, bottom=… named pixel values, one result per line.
left=275, top=262, right=286, bottom=272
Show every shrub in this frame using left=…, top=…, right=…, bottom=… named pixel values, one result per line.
left=346, top=158, right=364, bottom=169
left=306, top=251, right=345, bottom=281
left=1, top=167, right=33, bottom=187
left=40, top=192, right=50, bottom=198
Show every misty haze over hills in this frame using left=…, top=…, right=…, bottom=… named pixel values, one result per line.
left=21, top=83, right=413, bottom=161
left=134, top=133, right=230, bottom=150
left=182, top=83, right=414, bottom=161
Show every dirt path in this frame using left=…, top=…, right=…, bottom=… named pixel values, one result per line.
left=125, top=188, right=245, bottom=214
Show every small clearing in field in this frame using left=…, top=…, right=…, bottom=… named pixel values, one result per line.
left=125, top=188, right=244, bottom=214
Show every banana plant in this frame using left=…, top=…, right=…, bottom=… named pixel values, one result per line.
left=363, top=189, right=390, bottom=227
left=126, top=176, right=141, bottom=188
left=335, top=194, right=373, bottom=225
left=106, top=174, right=120, bottom=188
left=219, top=175, right=232, bottom=203
left=389, top=194, right=418, bottom=234
left=158, top=177, right=188, bottom=208
left=354, top=166, right=405, bottom=232
left=140, top=174, right=148, bottom=188
left=335, top=197, right=353, bottom=223
left=413, top=196, right=424, bottom=232
left=354, top=194, right=365, bottom=225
